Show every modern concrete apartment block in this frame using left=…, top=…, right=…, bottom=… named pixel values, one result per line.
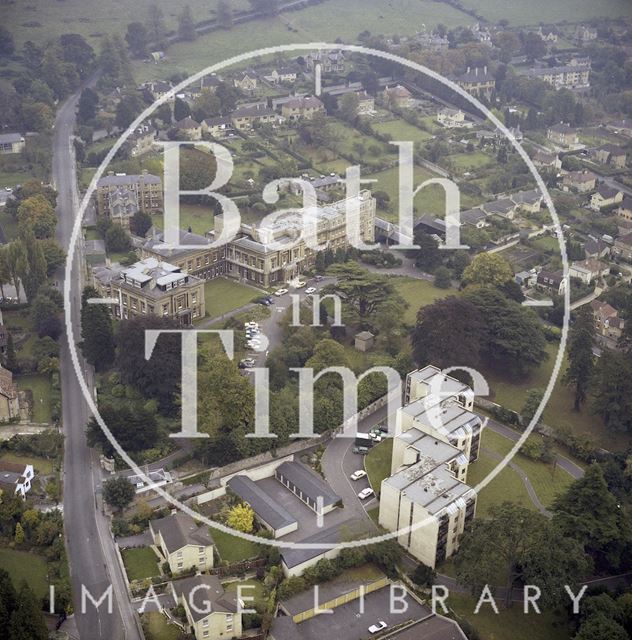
left=379, top=366, right=482, bottom=568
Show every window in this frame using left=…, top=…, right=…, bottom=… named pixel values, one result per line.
left=203, top=631, right=209, bottom=638
left=177, top=551, right=183, bottom=558
left=177, top=562, right=183, bottom=568
left=203, top=619, right=209, bottom=628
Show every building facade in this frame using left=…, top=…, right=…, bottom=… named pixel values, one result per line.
left=96, top=171, right=163, bottom=217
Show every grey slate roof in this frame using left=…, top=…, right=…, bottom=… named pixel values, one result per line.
left=275, top=461, right=341, bottom=508
left=0, top=133, right=23, bottom=144
left=150, top=513, right=214, bottom=555
left=227, top=475, right=298, bottom=531
left=171, top=574, right=238, bottom=622
left=97, top=173, right=161, bottom=187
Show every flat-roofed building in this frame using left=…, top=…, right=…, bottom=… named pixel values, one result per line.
left=93, top=257, right=205, bottom=325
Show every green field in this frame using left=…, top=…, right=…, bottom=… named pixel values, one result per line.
left=212, top=528, right=261, bottom=563
left=449, top=592, right=571, bottom=640
left=203, top=277, right=260, bottom=319
left=392, top=277, right=456, bottom=324
left=0, top=549, right=49, bottom=599
left=142, top=611, right=185, bottom=640
left=365, top=439, right=392, bottom=498
left=0, top=452, right=54, bottom=475
left=16, top=374, right=53, bottom=424
left=153, top=203, right=215, bottom=236
left=459, top=0, right=631, bottom=25
left=121, top=547, right=160, bottom=581
left=447, top=151, right=491, bottom=172
left=371, top=119, right=433, bottom=145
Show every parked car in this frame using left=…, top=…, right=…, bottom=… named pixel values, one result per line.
left=358, top=487, right=374, bottom=500
left=352, top=446, right=370, bottom=455
left=255, top=297, right=271, bottom=306
left=368, top=622, right=387, bottom=634
left=314, top=275, right=324, bottom=281
left=274, top=288, right=289, bottom=296
left=295, top=280, right=306, bottom=288
left=350, top=470, right=367, bottom=481
left=305, top=287, right=317, bottom=295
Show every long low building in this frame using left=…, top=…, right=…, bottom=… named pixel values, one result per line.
left=275, top=461, right=341, bottom=515
left=226, top=475, right=298, bottom=538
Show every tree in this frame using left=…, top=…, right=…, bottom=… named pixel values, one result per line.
left=3, top=242, right=25, bottom=303
left=434, top=266, right=452, bottom=289
left=102, top=476, right=135, bottom=512
left=115, top=93, right=144, bottom=129
left=147, top=4, right=167, bottom=45
left=178, top=6, right=197, bottom=41
left=563, top=307, right=595, bottom=411
left=19, top=233, right=48, bottom=302
left=412, top=296, right=484, bottom=370
left=575, top=614, right=628, bottom=640
left=59, top=33, right=95, bottom=78
left=590, top=351, right=632, bottom=432
left=105, top=225, right=131, bottom=253
left=8, top=583, right=48, bottom=640
left=17, top=195, right=56, bottom=239
left=523, top=31, right=546, bottom=61
left=4, top=334, right=17, bottom=373
left=129, top=211, right=153, bottom=237
left=226, top=503, right=255, bottom=533
left=77, top=87, right=99, bottom=123
left=413, top=230, right=442, bottom=272
left=80, top=286, right=115, bottom=371
left=174, top=96, right=191, bottom=122
left=521, top=388, right=544, bottom=425
left=0, top=26, right=15, bottom=58
left=462, top=252, right=513, bottom=288
left=39, top=239, right=66, bottom=275
left=13, top=522, right=24, bottom=545
left=125, top=22, right=149, bottom=58
left=216, top=0, right=233, bottom=28
left=249, top=0, right=280, bottom=17
left=617, top=294, right=632, bottom=354
left=338, top=92, right=360, bottom=122
left=31, top=287, right=63, bottom=339
left=87, top=404, right=158, bottom=455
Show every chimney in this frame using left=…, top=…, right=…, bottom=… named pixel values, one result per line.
left=475, top=67, right=479, bottom=77
left=466, top=66, right=470, bottom=74
left=484, top=65, right=488, bottom=75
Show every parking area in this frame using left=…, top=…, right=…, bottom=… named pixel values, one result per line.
left=272, top=585, right=431, bottom=640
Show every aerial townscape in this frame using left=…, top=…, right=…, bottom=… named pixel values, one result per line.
left=1, top=1, right=632, bottom=640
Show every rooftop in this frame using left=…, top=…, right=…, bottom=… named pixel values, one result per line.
left=275, top=461, right=341, bottom=508
left=171, top=574, right=237, bottom=622
left=150, top=512, right=214, bottom=555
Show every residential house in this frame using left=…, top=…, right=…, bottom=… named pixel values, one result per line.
left=378, top=366, right=481, bottom=568
left=92, top=257, right=205, bottom=325
left=172, top=574, right=241, bottom=640
left=614, top=232, right=632, bottom=260
left=0, top=461, right=35, bottom=500
left=453, top=66, right=495, bottom=100
left=562, top=170, right=596, bottom=193
left=96, top=171, right=163, bottom=216
left=149, top=512, right=215, bottom=574
left=230, top=105, right=277, bottom=131
left=511, top=189, right=543, bottom=213
left=482, top=197, right=516, bottom=219
left=200, top=74, right=222, bottom=93
left=523, top=59, right=590, bottom=90
left=263, top=67, right=298, bottom=85
left=0, top=367, right=21, bottom=422
left=593, top=144, right=627, bottom=168
left=0, top=133, right=25, bottom=154
left=280, top=96, right=325, bottom=121
left=537, top=269, right=566, bottom=295
left=532, top=150, right=562, bottom=170
left=460, top=208, right=488, bottom=228
left=584, top=237, right=611, bottom=260
left=175, top=117, right=203, bottom=141
left=233, top=69, right=258, bottom=94
left=617, top=196, right=632, bottom=222
left=383, top=84, right=413, bottom=109
left=202, top=117, right=234, bottom=139
left=126, top=125, right=156, bottom=157
left=590, top=184, right=623, bottom=211
left=107, top=187, right=138, bottom=229
left=569, top=259, right=609, bottom=284
left=575, top=25, right=597, bottom=45
left=139, top=229, right=227, bottom=280
left=142, top=80, right=173, bottom=102
left=305, top=50, right=345, bottom=73
left=591, top=300, right=624, bottom=340
left=515, top=270, right=537, bottom=288
left=436, top=108, right=468, bottom=128
left=547, top=123, right=579, bottom=148
left=415, top=31, right=450, bottom=51
left=537, top=26, right=559, bottom=42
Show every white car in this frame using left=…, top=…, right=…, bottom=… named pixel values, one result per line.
left=274, top=288, right=289, bottom=296
left=368, top=622, right=387, bottom=634
left=358, top=487, right=374, bottom=500
left=305, top=287, right=317, bottom=295
left=350, top=470, right=367, bottom=481
left=295, top=280, right=306, bottom=288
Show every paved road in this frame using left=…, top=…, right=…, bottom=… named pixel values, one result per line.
left=54, top=87, right=142, bottom=640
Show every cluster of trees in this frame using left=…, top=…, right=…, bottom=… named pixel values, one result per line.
left=102, top=476, right=136, bottom=512
left=0, top=571, right=48, bottom=640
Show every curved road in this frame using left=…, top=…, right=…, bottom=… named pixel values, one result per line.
left=54, top=87, right=142, bottom=640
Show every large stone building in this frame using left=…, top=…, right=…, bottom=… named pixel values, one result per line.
left=378, top=366, right=482, bottom=568
left=96, top=171, right=163, bottom=218
left=453, top=67, right=495, bottom=100
left=523, top=59, right=590, bottom=90
left=92, top=257, right=205, bottom=324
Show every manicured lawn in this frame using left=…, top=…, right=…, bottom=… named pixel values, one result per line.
left=223, top=579, right=266, bottom=609
left=16, top=374, right=53, bottom=424
left=0, top=171, right=33, bottom=190
left=142, top=611, right=185, bottom=640
left=531, top=235, right=559, bottom=252
left=448, top=592, right=571, bottom=640
left=365, top=439, right=393, bottom=498
left=121, top=547, right=160, bottom=582
left=392, top=277, right=455, bottom=324
left=153, top=203, right=215, bottom=236
left=372, top=119, right=432, bottom=145
left=203, top=277, right=261, bottom=319
left=0, top=549, right=48, bottom=599
left=0, top=452, right=54, bottom=475
left=212, top=528, right=261, bottom=563
left=447, top=151, right=491, bottom=172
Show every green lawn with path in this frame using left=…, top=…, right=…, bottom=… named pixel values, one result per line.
left=142, top=611, right=185, bottom=640
left=223, top=579, right=266, bottom=609
left=203, top=277, right=261, bottom=319
left=392, top=277, right=456, bottom=324
left=0, top=549, right=48, bottom=599
left=16, top=374, right=53, bottom=424
left=212, top=528, right=261, bottom=563
left=365, top=439, right=392, bottom=498
left=121, top=547, right=160, bottom=582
